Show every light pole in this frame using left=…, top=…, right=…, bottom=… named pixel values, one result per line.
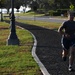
left=31, top=0, right=38, bottom=21
left=7, top=0, right=19, bottom=45
left=0, top=0, right=3, bottom=21
left=1, top=8, right=3, bottom=21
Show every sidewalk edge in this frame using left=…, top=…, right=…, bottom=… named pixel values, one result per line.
left=31, top=32, right=50, bottom=75
left=17, top=26, right=50, bottom=75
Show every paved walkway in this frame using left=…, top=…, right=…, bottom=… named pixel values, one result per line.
left=5, top=20, right=75, bottom=75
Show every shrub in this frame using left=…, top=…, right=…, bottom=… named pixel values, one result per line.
left=57, top=9, right=68, bottom=16
left=48, top=10, right=56, bottom=16
left=37, top=9, right=45, bottom=14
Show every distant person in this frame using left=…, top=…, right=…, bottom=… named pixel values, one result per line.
left=58, top=12, right=75, bottom=72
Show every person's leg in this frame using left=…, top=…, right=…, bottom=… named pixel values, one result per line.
left=62, top=49, right=68, bottom=61
left=61, top=38, right=69, bottom=61
left=69, top=46, right=75, bottom=71
left=62, top=49, right=68, bottom=57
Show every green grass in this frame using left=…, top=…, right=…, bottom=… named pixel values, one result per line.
left=15, top=11, right=44, bottom=17
left=3, top=11, right=44, bottom=17
left=16, top=19, right=61, bottom=30
left=0, top=22, right=41, bottom=75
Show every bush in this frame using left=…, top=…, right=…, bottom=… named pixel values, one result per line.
left=48, top=9, right=69, bottom=16
left=48, top=10, right=56, bottom=16
left=48, top=10, right=61, bottom=16
left=57, top=9, right=68, bottom=16
left=57, top=9, right=68, bottom=14
left=37, top=9, right=45, bottom=14
left=53, top=12, right=61, bottom=16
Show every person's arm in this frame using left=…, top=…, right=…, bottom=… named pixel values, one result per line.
left=58, top=25, right=65, bottom=35
left=58, top=23, right=70, bottom=38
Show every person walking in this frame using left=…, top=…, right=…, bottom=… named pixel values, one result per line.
left=58, top=12, right=75, bottom=72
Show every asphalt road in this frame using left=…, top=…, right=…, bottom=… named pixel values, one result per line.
left=16, top=16, right=66, bottom=23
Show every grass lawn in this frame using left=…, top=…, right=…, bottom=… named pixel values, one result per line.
left=16, top=19, right=61, bottom=30
left=15, top=11, right=44, bottom=17
left=3, top=11, right=44, bottom=17
left=0, top=22, right=42, bottom=75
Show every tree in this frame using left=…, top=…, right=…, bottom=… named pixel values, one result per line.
left=0, top=0, right=6, bottom=8
left=2, top=0, right=75, bottom=14
left=4, top=0, right=11, bottom=14
left=30, top=0, right=39, bottom=11
left=0, top=0, right=6, bottom=21
left=22, top=0, right=32, bottom=13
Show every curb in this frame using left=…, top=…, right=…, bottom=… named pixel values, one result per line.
left=17, top=26, right=50, bottom=75
left=31, top=33, right=50, bottom=75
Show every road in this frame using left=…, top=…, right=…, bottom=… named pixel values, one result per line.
left=16, top=16, right=66, bottom=23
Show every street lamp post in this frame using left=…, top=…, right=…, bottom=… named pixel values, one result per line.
left=0, top=0, right=3, bottom=22
left=1, top=8, right=3, bottom=21
left=7, top=0, right=19, bottom=45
